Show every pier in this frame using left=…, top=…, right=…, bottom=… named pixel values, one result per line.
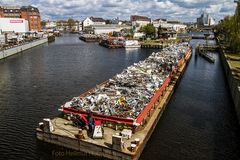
left=195, top=44, right=219, bottom=63
left=0, top=38, right=48, bottom=60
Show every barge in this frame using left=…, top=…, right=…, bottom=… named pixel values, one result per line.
left=79, top=34, right=101, bottom=42
left=36, top=44, right=192, bottom=159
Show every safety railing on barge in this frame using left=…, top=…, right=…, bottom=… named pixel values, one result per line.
left=60, top=47, right=192, bottom=129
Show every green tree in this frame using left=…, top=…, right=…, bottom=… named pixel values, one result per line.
left=139, top=24, right=156, bottom=38
left=215, top=3, right=240, bottom=53
left=67, top=18, right=75, bottom=30
left=40, top=21, right=46, bottom=28
left=233, top=2, right=240, bottom=52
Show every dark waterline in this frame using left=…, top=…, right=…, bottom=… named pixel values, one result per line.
left=0, top=34, right=239, bottom=160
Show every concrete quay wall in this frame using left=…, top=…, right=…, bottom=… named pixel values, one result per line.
left=220, top=51, right=240, bottom=124
left=0, top=38, right=48, bottom=60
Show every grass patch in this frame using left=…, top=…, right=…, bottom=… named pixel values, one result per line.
left=225, top=53, right=240, bottom=80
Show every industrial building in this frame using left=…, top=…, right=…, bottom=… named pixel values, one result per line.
left=88, top=25, right=131, bottom=34
left=0, top=17, right=29, bottom=33
left=0, top=5, right=41, bottom=32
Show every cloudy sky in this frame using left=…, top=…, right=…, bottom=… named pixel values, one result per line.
left=0, top=0, right=237, bottom=22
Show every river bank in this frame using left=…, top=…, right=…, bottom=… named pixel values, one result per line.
left=217, top=42, right=240, bottom=124
left=0, top=37, right=48, bottom=60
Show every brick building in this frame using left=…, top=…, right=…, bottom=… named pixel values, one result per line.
left=0, top=5, right=41, bottom=32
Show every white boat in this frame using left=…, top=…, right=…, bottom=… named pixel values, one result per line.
left=124, top=40, right=141, bottom=48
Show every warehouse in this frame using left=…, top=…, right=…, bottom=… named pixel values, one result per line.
left=0, top=18, right=29, bottom=33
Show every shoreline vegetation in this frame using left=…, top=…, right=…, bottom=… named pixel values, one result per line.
left=215, top=2, right=240, bottom=123
left=215, top=2, right=240, bottom=80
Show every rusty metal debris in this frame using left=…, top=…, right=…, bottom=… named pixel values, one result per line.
left=64, top=43, right=189, bottom=119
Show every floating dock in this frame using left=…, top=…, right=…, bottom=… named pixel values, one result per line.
left=36, top=46, right=192, bottom=160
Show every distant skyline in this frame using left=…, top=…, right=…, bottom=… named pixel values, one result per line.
left=0, top=0, right=237, bottom=22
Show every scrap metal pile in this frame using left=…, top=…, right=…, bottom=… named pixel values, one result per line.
left=64, top=43, right=189, bottom=119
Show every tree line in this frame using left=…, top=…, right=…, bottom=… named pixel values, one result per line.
left=215, top=2, right=240, bottom=53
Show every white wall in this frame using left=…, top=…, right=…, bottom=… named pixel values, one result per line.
left=93, top=25, right=130, bottom=34
left=0, top=18, right=29, bottom=33
left=83, top=17, right=94, bottom=28
left=132, top=20, right=150, bottom=32
left=172, top=24, right=187, bottom=32
left=93, top=21, right=106, bottom=25
left=94, top=28, right=121, bottom=34
left=46, top=21, right=56, bottom=28
left=0, top=34, right=5, bottom=44
left=132, top=20, right=150, bottom=27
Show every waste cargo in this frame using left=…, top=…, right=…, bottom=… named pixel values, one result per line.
left=61, top=43, right=190, bottom=120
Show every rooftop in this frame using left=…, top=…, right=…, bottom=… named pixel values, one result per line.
left=90, top=17, right=106, bottom=22
left=0, top=5, right=39, bottom=12
left=130, top=15, right=151, bottom=22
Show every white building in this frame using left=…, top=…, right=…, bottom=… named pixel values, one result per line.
left=83, top=17, right=106, bottom=29
left=197, top=12, right=216, bottom=27
left=78, top=21, right=83, bottom=31
left=45, top=21, right=57, bottom=29
left=153, top=19, right=187, bottom=33
left=167, top=21, right=187, bottom=33
left=0, top=18, right=29, bottom=33
left=133, top=32, right=145, bottom=39
left=86, top=25, right=130, bottom=34
left=130, top=15, right=151, bottom=31
left=0, top=34, right=5, bottom=45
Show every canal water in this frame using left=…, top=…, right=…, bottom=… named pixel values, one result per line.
left=0, top=34, right=239, bottom=160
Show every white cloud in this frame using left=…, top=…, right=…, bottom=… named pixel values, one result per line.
left=0, top=0, right=237, bottom=22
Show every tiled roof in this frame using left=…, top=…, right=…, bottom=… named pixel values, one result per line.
left=90, top=17, right=105, bottom=22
